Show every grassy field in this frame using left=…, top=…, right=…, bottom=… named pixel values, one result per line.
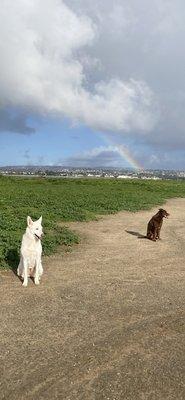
left=1, top=176, right=185, bottom=269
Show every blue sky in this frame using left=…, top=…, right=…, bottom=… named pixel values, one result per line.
left=0, top=115, right=138, bottom=168
left=1, top=0, right=185, bottom=170
left=0, top=117, right=105, bottom=166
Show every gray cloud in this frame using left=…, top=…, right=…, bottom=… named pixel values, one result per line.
left=0, top=0, right=157, bottom=136
left=1, top=0, right=185, bottom=151
left=63, top=144, right=185, bottom=170
left=63, top=146, right=128, bottom=167
left=0, top=109, right=35, bottom=134
left=136, top=148, right=185, bottom=170
left=67, top=0, right=185, bottom=148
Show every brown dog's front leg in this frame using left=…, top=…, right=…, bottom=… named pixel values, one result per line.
left=156, top=228, right=161, bottom=240
left=152, top=228, right=157, bottom=241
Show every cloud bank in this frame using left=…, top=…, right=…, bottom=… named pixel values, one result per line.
left=63, top=146, right=124, bottom=167
left=1, top=0, right=185, bottom=153
left=0, top=0, right=157, bottom=134
left=67, top=0, right=185, bottom=148
left=0, top=109, right=35, bottom=134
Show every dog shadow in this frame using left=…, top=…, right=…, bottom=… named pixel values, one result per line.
left=6, top=249, right=38, bottom=284
left=125, top=230, right=146, bottom=239
left=5, top=248, right=22, bottom=280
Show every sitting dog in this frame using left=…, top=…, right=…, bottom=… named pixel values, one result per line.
left=17, top=216, right=43, bottom=287
left=147, top=208, right=169, bottom=241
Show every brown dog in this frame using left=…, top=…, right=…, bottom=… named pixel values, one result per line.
left=147, top=208, right=169, bottom=241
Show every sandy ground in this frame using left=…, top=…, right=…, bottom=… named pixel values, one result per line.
left=0, top=198, right=185, bottom=400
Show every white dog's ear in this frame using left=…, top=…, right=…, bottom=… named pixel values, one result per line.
left=27, top=216, right=33, bottom=226
left=38, top=216, right=42, bottom=224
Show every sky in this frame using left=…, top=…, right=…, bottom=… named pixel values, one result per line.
left=1, top=0, right=185, bottom=170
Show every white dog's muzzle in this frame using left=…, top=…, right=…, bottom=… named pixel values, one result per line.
left=35, top=233, right=42, bottom=240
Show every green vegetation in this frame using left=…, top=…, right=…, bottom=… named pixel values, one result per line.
left=1, top=176, right=185, bottom=269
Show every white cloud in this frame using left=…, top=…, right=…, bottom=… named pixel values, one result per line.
left=0, top=0, right=94, bottom=108
left=67, top=0, right=185, bottom=149
left=63, top=145, right=130, bottom=167
left=0, top=0, right=157, bottom=134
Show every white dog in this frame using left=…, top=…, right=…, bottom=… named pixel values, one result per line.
left=17, top=216, right=43, bottom=287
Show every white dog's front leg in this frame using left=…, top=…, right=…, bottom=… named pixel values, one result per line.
left=17, top=256, right=23, bottom=277
left=17, top=264, right=21, bottom=277
left=38, top=261, right=43, bottom=278
left=34, top=259, right=40, bottom=285
left=22, top=259, right=28, bottom=287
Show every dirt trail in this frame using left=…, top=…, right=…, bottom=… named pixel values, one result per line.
left=0, top=198, right=185, bottom=400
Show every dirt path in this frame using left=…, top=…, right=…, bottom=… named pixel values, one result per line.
left=0, top=198, right=185, bottom=400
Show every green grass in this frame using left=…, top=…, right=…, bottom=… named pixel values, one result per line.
left=1, top=176, right=185, bottom=269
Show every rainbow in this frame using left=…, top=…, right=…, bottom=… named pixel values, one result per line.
left=115, top=144, right=143, bottom=170
left=100, top=132, right=143, bottom=170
